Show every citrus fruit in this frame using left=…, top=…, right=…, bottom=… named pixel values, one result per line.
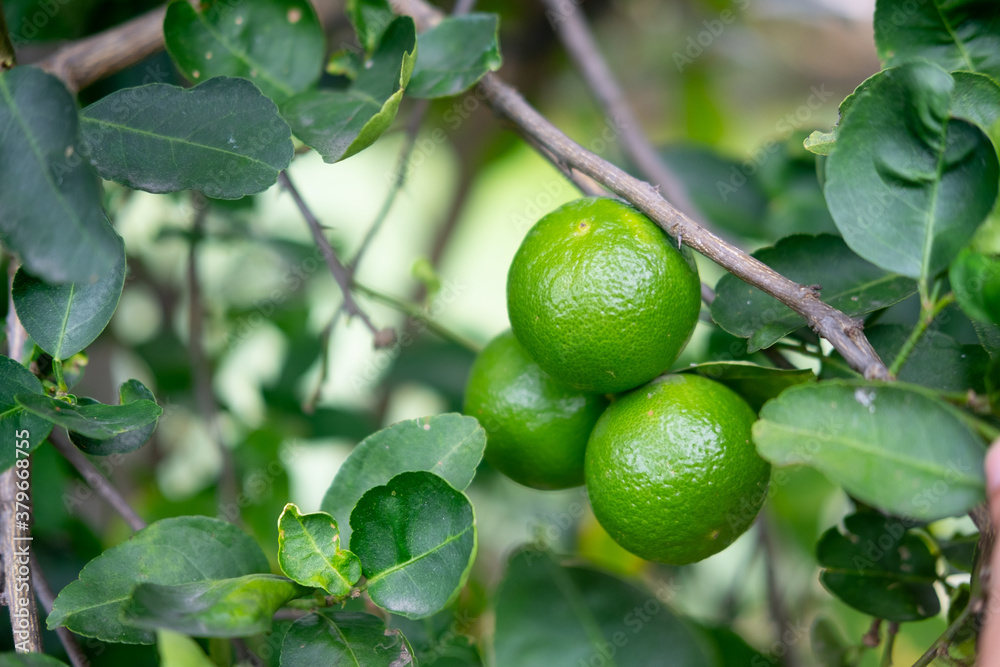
left=585, top=373, right=769, bottom=564
left=506, top=197, right=701, bottom=394
left=464, top=330, right=608, bottom=490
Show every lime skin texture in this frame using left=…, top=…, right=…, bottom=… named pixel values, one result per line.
left=506, top=197, right=701, bottom=395
left=585, top=374, right=770, bottom=565
left=464, top=330, right=609, bottom=490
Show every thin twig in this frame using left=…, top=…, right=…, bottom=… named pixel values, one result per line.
left=48, top=430, right=146, bottom=532
left=353, top=282, right=482, bottom=353
left=31, top=554, right=88, bottom=667
left=520, top=131, right=606, bottom=197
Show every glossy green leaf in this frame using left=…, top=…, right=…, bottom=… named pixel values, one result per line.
left=48, top=516, right=269, bottom=644
left=69, top=380, right=160, bottom=455
left=321, top=413, right=485, bottom=543
left=17, top=392, right=161, bottom=440
left=346, top=0, right=394, bottom=53
left=282, top=16, right=416, bottom=163
left=163, top=0, right=324, bottom=102
left=952, top=72, right=1000, bottom=254
left=407, top=14, right=502, bottom=98
left=0, top=355, right=53, bottom=472
left=711, top=234, right=916, bottom=351
left=824, top=62, right=999, bottom=280
left=940, top=533, right=979, bottom=573
left=494, top=547, right=713, bottom=666
left=753, top=380, right=986, bottom=520
left=79, top=77, right=293, bottom=199
left=122, top=574, right=304, bottom=638
left=0, top=655, right=69, bottom=667
left=157, top=630, right=216, bottom=667
left=12, top=233, right=125, bottom=360
left=280, top=611, right=416, bottom=667
left=277, top=503, right=361, bottom=596
left=0, top=66, right=120, bottom=284
left=678, top=362, right=815, bottom=412
left=874, top=0, right=1000, bottom=79
left=350, top=471, right=476, bottom=619
left=817, top=512, right=940, bottom=621
left=951, top=248, right=1000, bottom=325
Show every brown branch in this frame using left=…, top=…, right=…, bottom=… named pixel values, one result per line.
left=31, top=554, right=87, bottom=667
left=392, top=0, right=888, bottom=380
left=0, top=0, right=16, bottom=71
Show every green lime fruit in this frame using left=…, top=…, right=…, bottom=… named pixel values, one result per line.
left=585, top=374, right=769, bottom=565
left=464, top=330, right=608, bottom=490
left=507, top=197, right=701, bottom=394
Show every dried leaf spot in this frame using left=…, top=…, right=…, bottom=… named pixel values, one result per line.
left=205, top=51, right=213, bottom=60
left=192, top=70, right=201, bottom=79
left=235, top=15, right=243, bottom=25
left=287, top=7, right=303, bottom=23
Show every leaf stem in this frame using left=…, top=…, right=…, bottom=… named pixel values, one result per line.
left=52, top=358, right=67, bottom=393
left=879, top=622, right=898, bottom=667
left=887, top=291, right=955, bottom=377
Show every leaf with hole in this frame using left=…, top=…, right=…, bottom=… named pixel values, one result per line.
left=407, top=14, right=502, bottom=98
left=350, top=471, right=476, bottom=619
left=280, top=611, right=416, bottom=667
left=69, top=380, right=160, bottom=455
left=17, top=392, right=161, bottom=440
left=0, top=356, right=53, bottom=472
left=277, top=503, right=361, bottom=596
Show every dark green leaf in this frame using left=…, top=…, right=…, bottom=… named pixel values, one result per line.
left=12, top=233, right=125, bottom=360
left=817, top=512, right=939, bottom=621
left=874, top=0, right=1000, bottom=79
left=346, top=0, right=394, bottom=53
left=80, top=77, right=293, bottom=199
left=16, top=392, right=161, bottom=440
left=951, top=248, right=1000, bottom=325
left=679, top=362, right=815, bottom=412
left=163, top=0, right=324, bottom=102
left=753, top=380, right=986, bottom=520
left=810, top=617, right=851, bottom=667
left=824, top=63, right=999, bottom=280
left=711, top=234, right=917, bottom=351
left=48, top=516, right=270, bottom=644
left=122, top=574, right=305, bottom=638
left=0, top=66, right=120, bottom=284
left=350, top=471, right=476, bottom=619
left=0, top=355, right=53, bottom=471
left=494, top=547, right=713, bottom=666
left=277, top=503, right=361, bottom=596
left=282, top=16, right=416, bottom=163
left=69, top=380, right=159, bottom=455
left=281, top=611, right=416, bottom=666
left=0, top=655, right=70, bottom=666
left=702, top=626, right=765, bottom=666
left=940, top=533, right=979, bottom=572
left=407, top=14, right=502, bottom=99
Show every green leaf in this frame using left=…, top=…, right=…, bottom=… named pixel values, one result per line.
left=804, top=130, right=836, bottom=156
left=0, top=355, right=53, bottom=472
left=951, top=73, right=1000, bottom=254
left=12, top=233, right=125, bottom=360
left=952, top=248, right=1000, bottom=325
left=277, top=503, right=362, bottom=596
left=321, top=413, right=485, bottom=543
left=939, top=533, right=978, bottom=573
left=824, top=62, right=999, bottom=280
left=753, top=380, right=986, bottom=521
left=69, top=380, right=160, bottom=455
left=280, top=611, right=416, bottom=666
left=47, top=516, right=269, bottom=644
left=710, top=234, right=917, bottom=351
left=346, top=0, right=394, bottom=53
left=16, top=392, right=161, bottom=440
left=79, top=77, right=293, bottom=199
left=282, top=16, right=417, bottom=164
left=494, top=547, right=713, bottom=666
left=157, top=630, right=216, bottom=667
left=350, top=471, right=476, bottom=619
left=163, top=0, right=324, bottom=102
left=0, top=655, right=70, bottom=667
left=874, top=0, right=1000, bottom=80
left=810, top=617, right=852, bottom=667
left=122, top=574, right=305, bottom=638
left=817, top=512, right=940, bottom=621
left=678, top=362, right=815, bottom=412
left=407, top=14, right=502, bottom=98
left=0, top=66, right=120, bottom=284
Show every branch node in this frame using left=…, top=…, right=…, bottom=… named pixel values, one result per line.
left=373, top=328, right=398, bottom=349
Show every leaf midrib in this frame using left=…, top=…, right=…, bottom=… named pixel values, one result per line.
left=919, top=110, right=950, bottom=284
left=931, top=0, right=976, bottom=72
left=366, top=523, right=472, bottom=584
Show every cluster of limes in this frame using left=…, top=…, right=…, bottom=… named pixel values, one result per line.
left=463, top=197, right=770, bottom=565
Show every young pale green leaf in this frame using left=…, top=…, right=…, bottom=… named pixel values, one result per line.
left=282, top=16, right=416, bottom=163
left=0, top=355, right=53, bottom=472
left=951, top=248, right=1000, bottom=325
left=350, top=471, right=476, bottom=619
left=79, top=77, right=293, bottom=199
left=407, top=14, right=502, bottom=98
left=321, top=413, right=485, bottom=543
left=16, top=392, right=161, bottom=440
left=753, top=380, right=986, bottom=521
left=824, top=62, right=999, bottom=280
left=47, top=516, right=269, bottom=644
left=874, top=0, right=1000, bottom=80
left=0, top=66, right=120, bottom=284
left=346, top=0, right=394, bottom=54
left=163, top=0, right=324, bottom=102
left=277, top=503, right=361, bottom=596
left=122, top=574, right=305, bottom=638
left=13, top=233, right=125, bottom=360
left=494, top=547, right=713, bottom=666
left=0, top=655, right=70, bottom=666
left=69, top=380, right=160, bottom=455
left=817, top=512, right=940, bottom=621
left=156, top=630, right=216, bottom=667
left=678, top=362, right=815, bottom=412
left=711, top=234, right=916, bottom=351
left=280, top=611, right=416, bottom=667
